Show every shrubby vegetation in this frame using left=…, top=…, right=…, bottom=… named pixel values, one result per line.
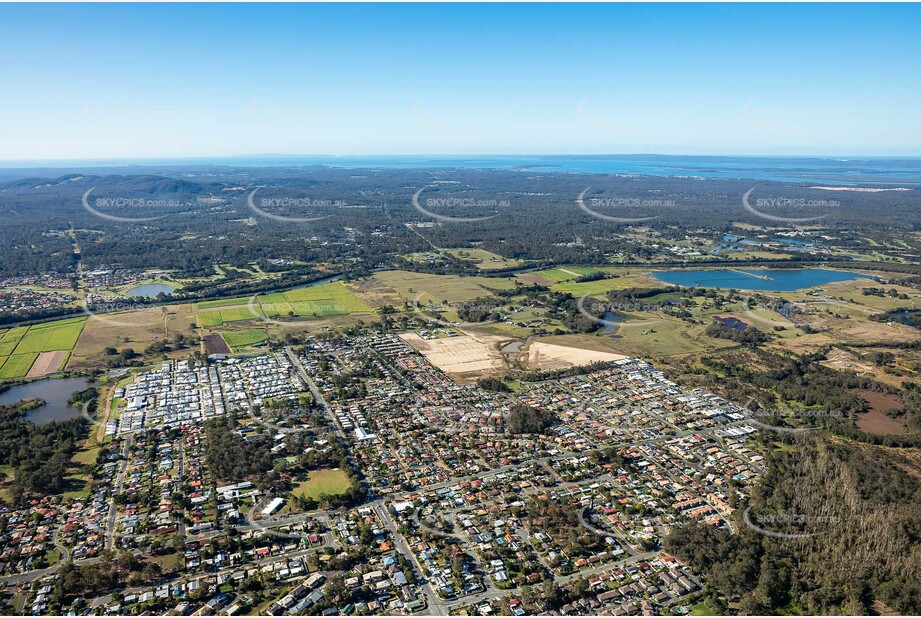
left=507, top=403, right=555, bottom=434
left=705, top=319, right=772, bottom=346
left=477, top=376, right=512, bottom=393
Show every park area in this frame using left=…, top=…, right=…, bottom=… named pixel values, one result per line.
left=292, top=468, right=352, bottom=500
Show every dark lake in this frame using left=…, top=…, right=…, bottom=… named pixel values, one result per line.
left=0, top=377, right=94, bottom=424
left=125, top=283, right=175, bottom=297
left=652, top=268, right=873, bottom=291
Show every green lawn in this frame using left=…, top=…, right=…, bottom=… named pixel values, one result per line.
left=0, top=353, right=38, bottom=379
left=61, top=474, right=91, bottom=501
left=222, top=329, right=268, bottom=349
left=199, top=310, right=224, bottom=327
left=552, top=279, right=628, bottom=296
left=284, top=281, right=371, bottom=313
left=219, top=306, right=265, bottom=322
left=10, top=319, right=86, bottom=355
left=528, top=267, right=598, bottom=283
left=288, top=300, right=349, bottom=317
left=690, top=600, right=718, bottom=616
left=1, top=326, right=30, bottom=341
left=0, top=326, right=29, bottom=357
left=72, top=447, right=101, bottom=466
left=258, top=292, right=295, bottom=317
left=465, top=276, right=519, bottom=291
left=197, top=296, right=250, bottom=309
left=292, top=468, right=352, bottom=500
left=373, top=271, right=496, bottom=304
left=444, top=248, right=521, bottom=270
left=199, top=304, right=265, bottom=327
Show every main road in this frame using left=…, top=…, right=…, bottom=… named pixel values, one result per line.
left=105, top=436, right=132, bottom=551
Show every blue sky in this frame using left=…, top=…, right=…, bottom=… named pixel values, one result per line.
left=1, top=3, right=919, bottom=159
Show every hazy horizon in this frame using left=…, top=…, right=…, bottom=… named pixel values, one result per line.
left=3, top=152, right=921, bottom=168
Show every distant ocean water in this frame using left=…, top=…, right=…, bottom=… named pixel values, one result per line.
left=3, top=154, right=921, bottom=186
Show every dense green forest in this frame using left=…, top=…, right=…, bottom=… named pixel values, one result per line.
left=665, top=436, right=921, bottom=615
left=705, top=319, right=772, bottom=346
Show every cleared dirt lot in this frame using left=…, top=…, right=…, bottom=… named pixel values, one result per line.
left=203, top=334, right=231, bottom=355
left=518, top=273, right=553, bottom=286
left=400, top=330, right=508, bottom=382
left=525, top=340, right=628, bottom=371
left=856, top=390, right=908, bottom=435
left=27, top=350, right=69, bottom=377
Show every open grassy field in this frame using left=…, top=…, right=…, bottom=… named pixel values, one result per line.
left=370, top=270, right=497, bottom=304
left=0, top=326, right=29, bottom=357
left=605, top=315, right=737, bottom=358
left=219, top=305, right=266, bottom=322
left=517, top=267, right=657, bottom=293
left=292, top=468, right=352, bottom=500
left=444, top=248, right=522, bottom=270
left=221, top=328, right=268, bottom=349
left=284, top=281, right=371, bottom=314
left=0, top=340, right=19, bottom=357
left=11, top=318, right=86, bottom=355
left=196, top=296, right=249, bottom=309
left=247, top=282, right=372, bottom=319
left=521, top=266, right=599, bottom=284
left=690, top=600, right=718, bottom=616
left=551, top=273, right=656, bottom=297
left=258, top=292, right=295, bottom=317
left=287, top=301, right=348, bottom=317
left=198, top=304, right=266, bottom=327
left=68, top=304, right=198, bottom=369
left=198, top=310, right=224, bottom=327
left=465, top=276, right=520, bottom=291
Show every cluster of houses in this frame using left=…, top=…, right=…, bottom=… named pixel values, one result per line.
left=265, top=572, right=327, bottom=615
left=217, top=354, right=304, bottom=411
left=0, top=497, right=60, bottom=576
left=5, top=327, right=778, bottom=616
left=0, top=273, right=72, bottom=290
left=0, top=287, right=75, bottom=316
left=82, top=269, right=166, bottom=290
left=116, top=354, right=306, bottom=436
left=110, top=429, right=184, bottom=549
left=120, top=360, right=226, bottom=434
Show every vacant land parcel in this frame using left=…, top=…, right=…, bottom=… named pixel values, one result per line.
left=400, top=330, right=507, bottom=381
